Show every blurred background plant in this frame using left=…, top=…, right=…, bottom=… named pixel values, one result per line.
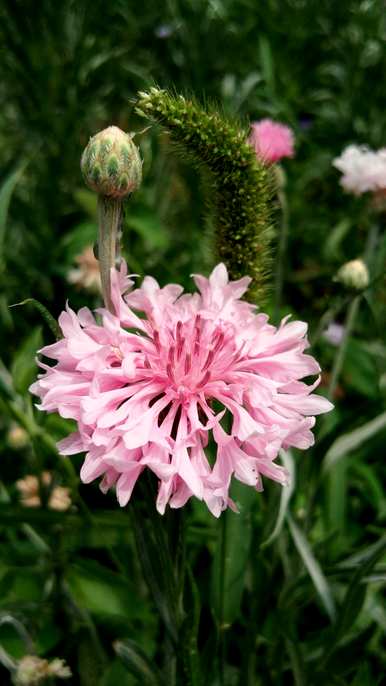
left=0, top=1, right=385, bottom=684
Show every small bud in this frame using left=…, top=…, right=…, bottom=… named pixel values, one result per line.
left=335, top=258, right=369, bottom=291
left=81, top=126, right=142, bottom=199
left=7, top=424, right=29, bottom=449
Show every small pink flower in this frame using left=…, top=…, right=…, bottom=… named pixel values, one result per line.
left=249, top=119, right=295, bottom=164
left=30, top=263, right=332, bottom=517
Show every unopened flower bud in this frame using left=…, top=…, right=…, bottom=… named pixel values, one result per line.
left=81, top=126, right=142, bottom=199
left=7, top=424, right=29, bottom=449
left=335, top=258, right=369, bottom=291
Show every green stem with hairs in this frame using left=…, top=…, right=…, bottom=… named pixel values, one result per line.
left=136, top=88, right=274, bottom=303
left=273, top=185, right=289, bottom=321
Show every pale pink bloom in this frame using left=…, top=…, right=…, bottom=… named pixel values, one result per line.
left=30, top=263, right=332, bottom=517
left=16, top=472, right=71, bottom=511
left=323, top=322, right=345, bottom=347
left=249, top=119, right=295, bottom=164
left=333, top=144, right=386, bottom=195
left=14, top=655, right=71, bottom=685
left=68, top=245, right=101, bottom=293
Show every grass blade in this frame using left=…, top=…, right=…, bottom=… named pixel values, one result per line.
left=287, top=514, right=336, bottom=622
left=322, top=412, right=386, bottom=474
left=261, top=450, right=295, bottom=548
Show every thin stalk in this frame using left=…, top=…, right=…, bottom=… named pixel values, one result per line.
left=218, top=513, right=227, bottom=686
left=327, top=296, right=360, bottom=402
left=97, top=196, right=122, bottom=311
left=310, top=295, right=348, bottom=346
left=324, top=220, right=380, bottom=551
left=286, top=639, right=305, bottom=686
left=273, top=185, right=289, bottom=322
left=326, top=220, right=379, bottom=402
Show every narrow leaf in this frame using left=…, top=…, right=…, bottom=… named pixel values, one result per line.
left=114, top=640, right=164, bottom=686
left=324, top=536, right=386, bottom=663
left=287, top=514, right=336, bottom=622
left=180, top=566, right=203, bottom=686
left=11, top=327, right=42, bottom=394
left=0, top=164, right=26, bottom=260
left=10, top=298, right=61, bottom=340
left=261, top=450, right=295, bottom=548
left=322, top=411, right=386, bottom=473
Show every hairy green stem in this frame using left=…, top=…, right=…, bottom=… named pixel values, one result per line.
left=273, top=185, right=289, bottom=321
left=136, top=88, right=274, bottom=303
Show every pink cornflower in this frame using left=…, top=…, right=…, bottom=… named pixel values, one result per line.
left=30, top=263, right=332, bottom=517
left=249, top=119, right=295, bottom=164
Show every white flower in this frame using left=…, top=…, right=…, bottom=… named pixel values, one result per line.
left=335, top=259, right=369, bottom=291
left=333, top=144, right=386, bottom=195
left=13, top=656, right=71, bottom=685
left=323, top=322, right=345, bottom=347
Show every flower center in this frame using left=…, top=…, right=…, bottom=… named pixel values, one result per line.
left=152, top=315, right=237, bottom=402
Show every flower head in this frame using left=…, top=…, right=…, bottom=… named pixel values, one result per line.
left=323, top=322, right=345, bottom=347
left=14, top=656, right=71, bottom=685
left=335, top=258, right=369, bottom=291
left=333, top=144, right=386, bottom=195
left=68, top=245, right=102, bottom=294
left=30, top=263, right=332, bottom=517
left=16, top=472, right=71, bottom=511
left=248, top=119, right=294, bottom=164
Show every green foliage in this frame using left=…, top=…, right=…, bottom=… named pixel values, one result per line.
left=0, top=1, right=386, bottom=684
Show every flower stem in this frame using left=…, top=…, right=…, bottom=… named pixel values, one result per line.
left=97, top=196, right=123, bottom=311
left=218, top=513, right=227, bottom=686
left=326, top=220, right=379, bottom=402
left=327, top=295, right=360, bottom=402
left=273, top=186, right=289, bottom=322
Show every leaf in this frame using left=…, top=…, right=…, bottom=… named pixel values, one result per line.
left=78, top=632, right=107, bottom=686
left=99, top=660, right=136, bottom=686
left=323, top=218, right=351, bottom=261
left=61, top=220, right=98, bottom=261
left=74, top=189, right=98, bottom=217
left=343, top=339, right=379, bottom=398
left=127, top=210, right=170, bottom=251
left=129, top=490, right=180, bottom=643
left=351, top=461, right=385, bottom=517
left=322, top=411, right=386, bottom=473
left=323, top=536, right=386, bottom=663
left=211, top=481, right=255, bottom=627
left=261, top=450, right=295, bottom=548
left=0, top=164, right=26, bottom=263
left=114, top=640, right=164, bottom=686
left=10, top=327, right=43, bottom=394
left=10, top=298, right=61, bottom=340
left=180, top=566, right=203, bottom=686
left=287, top=514, right=336, bottom=622
left=66, top=560, right=147, bottom=621
left=258, top=35, right=276, bottom=97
